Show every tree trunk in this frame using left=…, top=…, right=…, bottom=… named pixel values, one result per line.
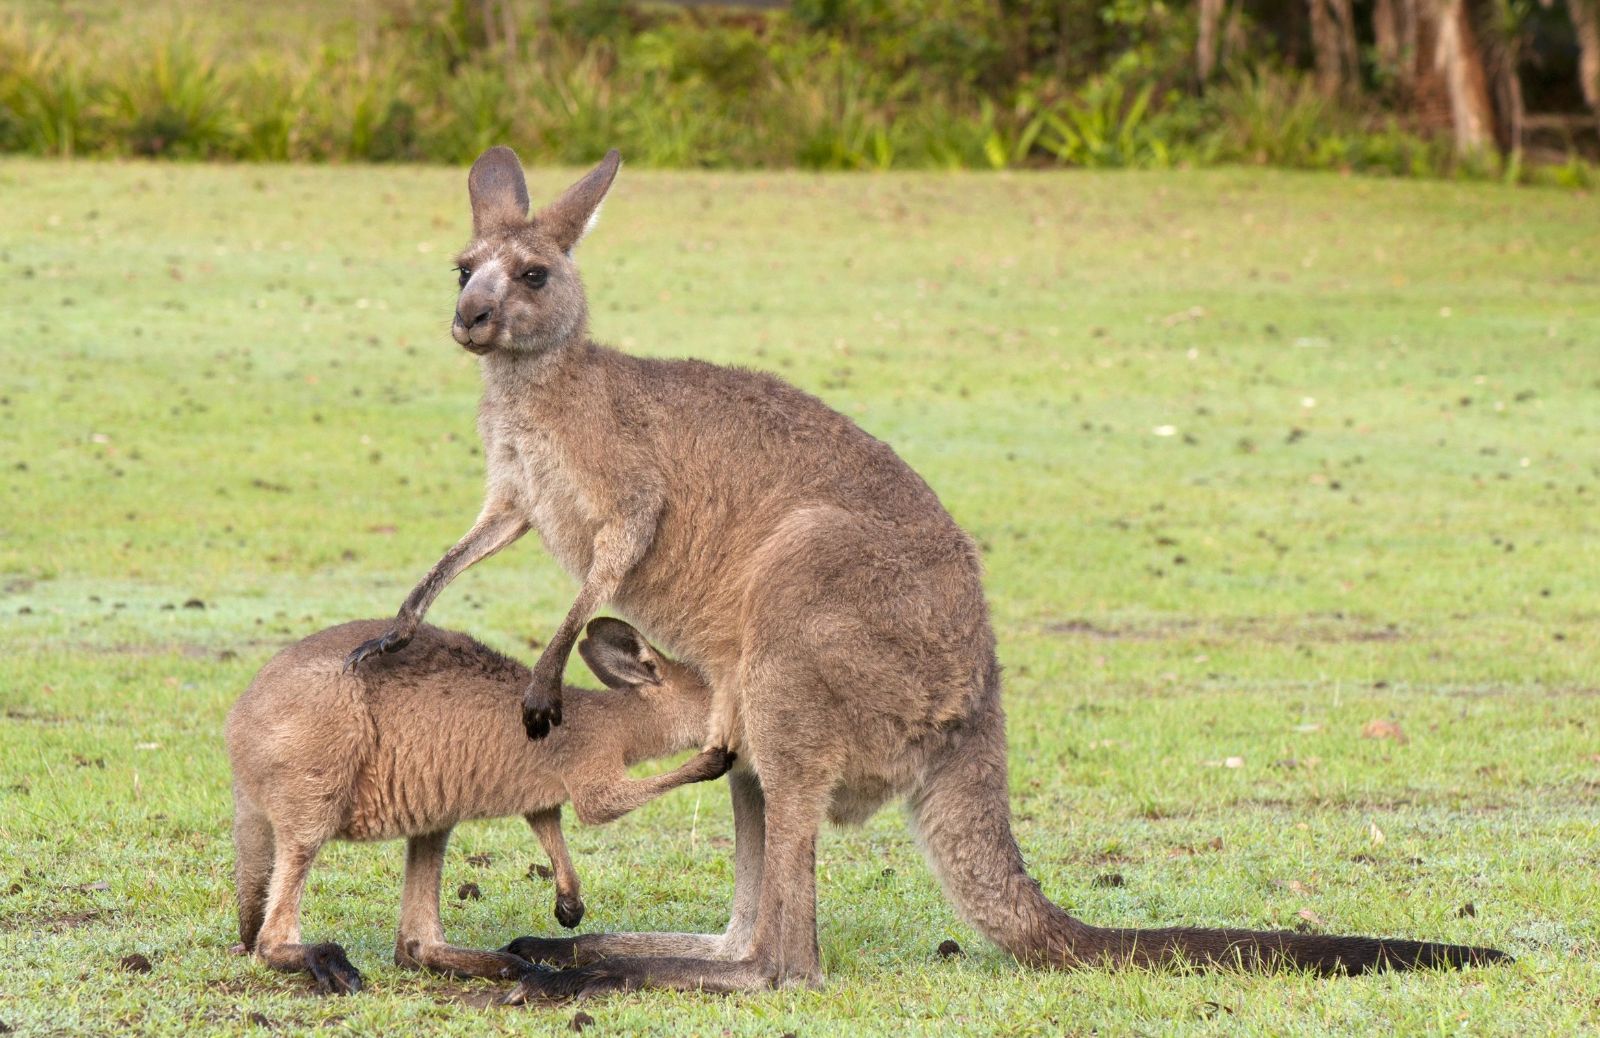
left=1198, top=0, right=1226, bottom=83
left=1473, top=0, right=1526, bottom=154
left=1308, top=0, right=1345, bottom=95
left=1374, top=0, right=1422, bottom=92
left=1306, top=0, right=1360, bottom=95
left=1570, top=0, right=1600, bottom=126
left=1330, top=0, right=1361, bottom=82
left=1428, top=0, right=1498, bottom=152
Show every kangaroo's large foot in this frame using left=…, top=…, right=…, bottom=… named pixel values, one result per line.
left=501, top=955, right=780, bottom=1002
left=305, top=942, right=363, bottom=995
left=500, top=963, right=630, bottom=1004
left=343, top=628, right=411, bottom=672
left=501, top=936, right=582, bottom=967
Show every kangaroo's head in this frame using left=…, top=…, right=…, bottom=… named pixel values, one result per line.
left=451, top=146, right=620, bottom=357
left=579, top=618, right=708, bottom=700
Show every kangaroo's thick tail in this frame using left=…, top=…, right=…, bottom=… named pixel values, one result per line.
left=906, top=693, right=1510, bottom=976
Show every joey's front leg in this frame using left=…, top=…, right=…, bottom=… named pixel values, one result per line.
left=344, top=508, right=528, bottom=671
left=523, top=498, right=661, bottom=739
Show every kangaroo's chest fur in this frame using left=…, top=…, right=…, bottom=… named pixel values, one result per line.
left=480, top=388, right=599, bottom=581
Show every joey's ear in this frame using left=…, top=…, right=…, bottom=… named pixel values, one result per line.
left=535, top=149, right=621, bottom=254
left=578, top=617, right=662, bottom=689
left=468, top=146, right=530, bottom=236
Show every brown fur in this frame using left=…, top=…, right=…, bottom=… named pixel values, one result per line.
left=348, top=148, right=1509, bottom=997
left=228, top=617, right=729, bottom=994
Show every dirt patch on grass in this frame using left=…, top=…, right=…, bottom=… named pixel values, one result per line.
left=436, top=985, right=505, bottom=1010
left=1043, top=615, right=1404, bottom=644
left=86, top=640, right=282, bottom=660
left=2, top=907, right=111, bottom=933
left=3, top=706, right=70, bottom=725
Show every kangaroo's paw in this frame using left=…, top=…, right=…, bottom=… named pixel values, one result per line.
left=521, top=683, right=564, bottom=740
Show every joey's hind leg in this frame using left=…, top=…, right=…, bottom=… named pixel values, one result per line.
left=566, top=747, right=737, bottom=827
left=251, top=836, right=363, bottom=995
left=502, top=765, right=764, bottom=969
left=393, top=829, right=539, bottom=981
left=525, top=809, right=584, bottom=929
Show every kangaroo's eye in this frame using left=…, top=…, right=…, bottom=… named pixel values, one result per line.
left=456, top=266, right=471, bottom=288
left=523, top=267, right=549, bottom=289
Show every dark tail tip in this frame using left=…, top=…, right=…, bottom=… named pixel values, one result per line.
left=1080, top=926, right=1514, bottom=976
left=1360, top=939, right=1512, bottom=974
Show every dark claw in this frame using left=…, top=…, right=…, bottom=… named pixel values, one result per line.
left=554, top=894, right=586, bottom=930
left=306, top=942, right=363, bottom=996
left=522, top=688, right=563, bottom=740
left=500, top=936, right=580, bottom=967
left=342, top=629, right=411, bottom=673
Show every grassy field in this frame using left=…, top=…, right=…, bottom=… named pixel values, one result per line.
left=0, top=159, right=1597, bottom=1036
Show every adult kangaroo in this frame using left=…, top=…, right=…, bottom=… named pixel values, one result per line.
left=346, top=146, right=1508, bottom=997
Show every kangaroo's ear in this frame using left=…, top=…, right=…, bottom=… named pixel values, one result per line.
left=535, top=149, right=620, bottom=254
left=578, top=616, right=662, bottom=689
left=468, top=146, right=530, bottom=236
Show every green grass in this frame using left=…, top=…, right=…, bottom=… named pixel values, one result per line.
left=1, top=160, right=1598, bottom=1035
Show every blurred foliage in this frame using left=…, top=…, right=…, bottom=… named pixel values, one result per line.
left=0, top=0, right=1588, bottom=181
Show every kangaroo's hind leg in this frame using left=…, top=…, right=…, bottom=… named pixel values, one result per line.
left=393, top=828, right=541, bottom=981
left=525, top=808, right=585, bottom=929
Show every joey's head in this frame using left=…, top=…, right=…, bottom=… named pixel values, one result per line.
left=451, top=146, right=621, bottom=357
left=578, top=618, right=708, bottom=701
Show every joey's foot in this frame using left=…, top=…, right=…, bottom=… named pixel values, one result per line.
left=306, top=942, right=363, bottom=995
left=501, top=936, right=581, bottom=968
left=342, top=629, right=411, bottom=672
left=521, top=683, right=564, bottom=740
left=691, top=747, right=738, bottom=783
left=555, top=894, right=586, bottom=930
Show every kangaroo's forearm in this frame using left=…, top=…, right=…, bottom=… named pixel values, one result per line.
left=532, top=497, right=663, bottom=678
left=397, top=508, right=529, bottom=626
left=522, top=496, right=663, bottom=737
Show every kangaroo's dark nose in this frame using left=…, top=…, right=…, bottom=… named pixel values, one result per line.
left=462, top=305, right=494, bottom=328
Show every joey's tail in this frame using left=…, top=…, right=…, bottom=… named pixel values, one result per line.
left=232, top=798, right=276, bottom=951
left=906, top=693, right=1510, bottom=976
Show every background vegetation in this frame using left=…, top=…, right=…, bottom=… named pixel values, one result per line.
left=1, top=159, right=1597, bottom=1034
left=1, top=0, right=1597, bottom=182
